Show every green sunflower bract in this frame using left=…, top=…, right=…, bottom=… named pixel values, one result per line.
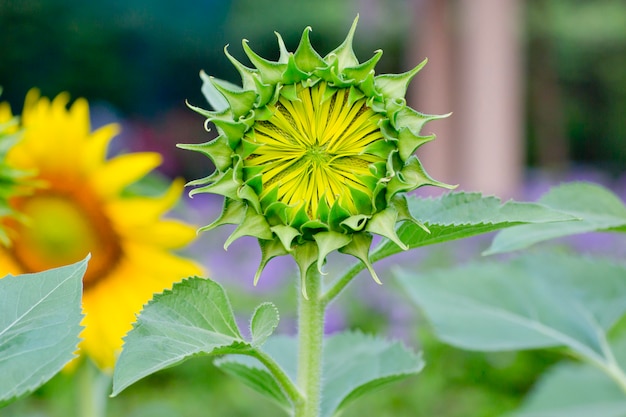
left=180, top=17, right=454, bottom=295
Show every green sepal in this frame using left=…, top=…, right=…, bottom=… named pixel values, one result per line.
left=224, top=207, right=273, bottom=250
left=177, top=136, right=233, bottom=172
left=211, top=118, right=248, bottom=148
left=284, top=54, right=310, bottom=84
left=223, top=46, right=257, bottom=92
left=252, top=75, right=277, bottom=108
left=374, top=58, right=427, bottom=101
left=293, top=26, right=326, bottom=73
left=340, top=214, right=370, bottom=232
left=357, top=71, right=380, bottom=99
left=347, top=85, right=365, bottom=105
left=188, top=169, right=239, bottom=200
left=290, top=205, right=311, bottom=230
left=324, top=16, right=360, bottom=71
left=210, top=77, right=257, bottom=120
left=185, top=172, right=215, bottom=188
left=301, top=219, right=329, bottom=238
left=329, top=200, right=351, bottom=231
left=274, top=31, right=290, bottom=64
left=259, top=185, right=280, bottom=211
left=338, top=232, right=381, bottom=284
left=368, top=160, right=387, bottom=177
left=343, top=50, right=383, bottom=85
left=397, top=130, right=434, bottom=162
left=243, top=39, right=287, bottom=85
left=367, top=96, right=386, bottom=113
left=264, top=200, right=290, bottom=225
left=320, top=84, right=338, bottom=103
left=293, top=241, right=319, bottom=299
left=393, top=106, right=451, bottom=137
left=313, top=231, right=352, bottom=274
left=270, top=224, right=301, bottom=251
left=254, top=238, right=290, bottom=285
left=239, top=137, right=262, bottom=159
left=349, top=186, right=373, bottom=214
left=391, top=194, right=430, bottom=233
left=385, top=148, right=401, bottom=178
left=366, top=206, right=407, bottom=250
left=198, top=198, right=246, bottom=233
left=238, top=183, right=262, bottom=213
left=251, top=105, right=274, bottom=121
left=362, top=137, right=395, bottom=160
left=279, top=84, right=299, bottom=102
left=199, top=70, right=230, bottom=112
left=324, top=65, right=353, bottom=88
left=387, top=156, right=455, bottom=201
left=186, top=99, right=222, bottom=120
left=242, top=164, right=264, bottom=189
left=316, top=194, right=330, bottom=224
left=384, top=98, right=407, bottom=126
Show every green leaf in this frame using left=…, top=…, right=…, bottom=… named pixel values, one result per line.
left=509, top=335, right=626, bottom=417
left=216, top=332, right=424, bottom=417
left=396, top=252, right=626, bottom=371
left=250, top=302, right=279, bottom=347
left=112, top=277, right=250, bottom=396
left=372, top=192, right=578, bottom=261
left=0, top=257, right=88, bottom=407
left=215, top=335, right=296, bottom=411
left=321, top=332, right=425, bottom=417
left=486, top=182, right=626, bottom=255
left=216, top=359, right=292, bottom=411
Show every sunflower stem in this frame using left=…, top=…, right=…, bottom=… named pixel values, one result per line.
left=321, top=261, right=366, bottom=307
left=295, top=267, right=325, bottom=417
left=77, top=359, right=111, bottom=417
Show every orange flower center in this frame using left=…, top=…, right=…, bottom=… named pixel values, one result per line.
left=8, top=179, right=122, bottom=289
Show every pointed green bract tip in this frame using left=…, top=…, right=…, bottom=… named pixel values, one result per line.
left=180, top=17, right=453, bottom=287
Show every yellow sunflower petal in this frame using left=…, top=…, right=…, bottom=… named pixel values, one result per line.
left=106, top=178, right=185, bottom=230
left=83, top=123, right=121, bottom=171
left=128, top=219, right=198, bottom=249
left=91, top=152, right=162, bottom=198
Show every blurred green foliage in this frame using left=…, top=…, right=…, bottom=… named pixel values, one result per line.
left=526, top=0, right=626, bottom=172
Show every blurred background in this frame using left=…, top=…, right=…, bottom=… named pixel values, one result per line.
left=1, top=0, right=626, bottom=416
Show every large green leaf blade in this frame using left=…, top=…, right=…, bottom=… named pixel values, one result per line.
left=216, top=332, right=424, bottom=417
left=509, top=335, right=626, bottom=417
left=372, top=192, right=577, bottom=261
left=486, top=182, right=626, bottom=255
left=215, top=336, right=296, bottom=411
left=112, top=277, right=249, bottom=396
left=0, top=257, right=88, bottom=407
left=396, top=253, right=626, bottom=362
left=321, top=332, right=424, bottom=417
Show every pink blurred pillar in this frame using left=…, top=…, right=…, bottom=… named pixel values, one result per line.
left=456, top=0, right=524, bottom=197
left=410, top=0, right=524, bottom=198
left=410, top=0, right=456, bottom=187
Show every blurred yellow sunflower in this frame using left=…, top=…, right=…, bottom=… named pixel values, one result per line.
left=0, top=89, right=203, bottom=371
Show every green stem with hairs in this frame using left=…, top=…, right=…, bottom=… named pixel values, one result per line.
left=294, top=267, right=325, bottom=417
left=77, top=359, right=110, bottom=417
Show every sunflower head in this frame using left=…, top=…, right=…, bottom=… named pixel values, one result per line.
left=0, top=89, right=203, bottom=371
left=181, top=17, right=454, bottom=292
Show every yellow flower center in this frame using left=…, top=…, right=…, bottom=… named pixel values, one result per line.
left=9, top=181, right=122, bottom=288
left=245, top=82, right=385, bottom=218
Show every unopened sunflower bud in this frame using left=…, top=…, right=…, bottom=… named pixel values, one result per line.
left=181, top=17, right=454, bottom=294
